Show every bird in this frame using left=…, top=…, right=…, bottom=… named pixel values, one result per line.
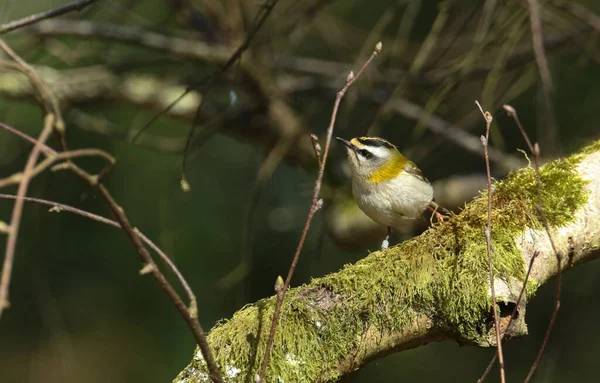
left=336, top=136, right=447, bottom=249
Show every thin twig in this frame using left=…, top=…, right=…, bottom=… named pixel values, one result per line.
left=524, top=238, right=560, bottom=383
left=0, top=0, right=100, bottom=34
left=0, top=122, right=57, bottom=156
left=502, top=104, right=563, bottom=382
left=0, top=148, right=114, bottom=189
left=478, top=251, right=539, bottom=382
left=0, top=193, right=195, bottom=308
left=256, top=42, right=382, bottom=382
left=476, top=100, right=506, bottom=383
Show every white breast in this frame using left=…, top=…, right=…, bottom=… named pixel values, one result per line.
left=352, top=171, right=433, bottom=228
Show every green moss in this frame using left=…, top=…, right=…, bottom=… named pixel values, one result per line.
left=175, top=148, right=591, bottom=383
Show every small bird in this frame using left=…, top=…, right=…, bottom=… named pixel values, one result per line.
left=336, top=136, right=446, bottom=249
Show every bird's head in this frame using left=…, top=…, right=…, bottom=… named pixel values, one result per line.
left=336, top=136, right=407, bottom=182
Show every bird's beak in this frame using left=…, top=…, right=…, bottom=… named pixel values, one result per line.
left=336, top=137, right=353, bottom=150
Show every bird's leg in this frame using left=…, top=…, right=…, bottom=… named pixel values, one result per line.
left=427, top=202, right=449, bottom=223
left=381, top=226, right=391, bottom=250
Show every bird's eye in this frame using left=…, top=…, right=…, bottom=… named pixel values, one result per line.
left=358, top=149, right=373, bottom=159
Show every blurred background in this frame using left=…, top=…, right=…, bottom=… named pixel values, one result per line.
left=1, top=0, right=600, bottom=382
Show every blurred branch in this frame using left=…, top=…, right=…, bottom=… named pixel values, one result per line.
left=547, top=0, right=600, bottom=31
left=176, top=142, right=600, bottom=382
left=0, top=65, right=316, bottom=166
left=22, top=18, right=590, bottom=87
left=0, top=0, right=100, bottom=34
left=28, top=20, right=233, bottom=63
left=526, top=0, right=559, bottom=155
left=279, top=74, right=525, bottom=172
left=0, top=65, right=526, bottom=172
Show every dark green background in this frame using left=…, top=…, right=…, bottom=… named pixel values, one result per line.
left=1, top=1, right=600, bottom=382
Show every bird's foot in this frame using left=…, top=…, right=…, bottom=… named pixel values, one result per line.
left=427, top=203, right=450, bottom=225
left=434, top=210, right=447, bottom=223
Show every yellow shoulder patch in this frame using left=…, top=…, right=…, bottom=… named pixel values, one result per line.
left=368, top=155, right=407, bottom=183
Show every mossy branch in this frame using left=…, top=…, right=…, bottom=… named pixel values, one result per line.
left=180, top=141, right=600, bottom=383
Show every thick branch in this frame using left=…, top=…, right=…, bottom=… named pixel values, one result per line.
left=174, top=142, right=600, bottom=383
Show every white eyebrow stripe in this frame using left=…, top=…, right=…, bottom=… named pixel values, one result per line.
left=364, top=146, right=391, bottom=158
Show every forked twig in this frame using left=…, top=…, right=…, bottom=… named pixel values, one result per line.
left=0, top=148, right=114, bottom=189
left=476, top=100, right=505, bottom=383
left=256, top=42, right=382, bottom=382
left=0, top=39, right=223, bottom=382
left=0, top=119, right=197, bottom=313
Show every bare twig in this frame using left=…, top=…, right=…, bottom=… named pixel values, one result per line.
left=256, top=42, right=382, bottom=382
left=0, top=148, right=114, bottom=189
left=70, top=166, right=223, bottom=383
left=0, top=122, right=57, bottom=156
left=0, top=0, right=100, bottom=34
left=524, top=216, right=561, bottom=383
left=0, top=114, right=54, bottom=315
left=503, top=105, right=563, bottom=383
left=0, top=193, right=195, bottom=309
left=476, top=100, right=505, bottom=383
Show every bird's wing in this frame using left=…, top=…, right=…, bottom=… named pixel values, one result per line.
left=404, top=161, right=431, bottom=184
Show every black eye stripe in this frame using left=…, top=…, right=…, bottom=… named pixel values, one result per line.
left=358, top=148, right=373, bottom=159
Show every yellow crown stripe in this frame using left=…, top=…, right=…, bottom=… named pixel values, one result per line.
left=368, top=154, right=407, bottom=183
